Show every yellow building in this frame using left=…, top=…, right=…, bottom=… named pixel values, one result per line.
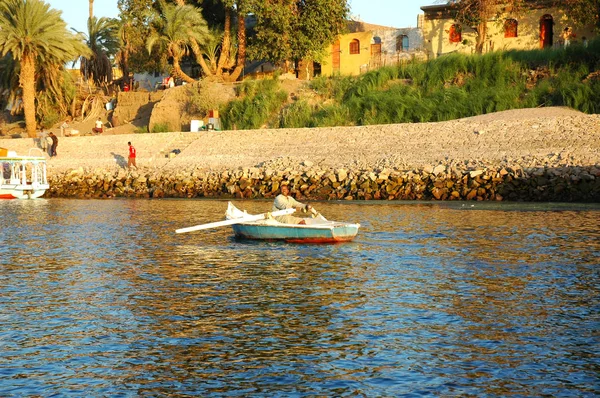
left=420, top=2, right=597, bottom=58
left=320, top=21, right=425, bottom=77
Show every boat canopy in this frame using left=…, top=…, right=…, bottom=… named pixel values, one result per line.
left=1, top=148, right=49, bottom=199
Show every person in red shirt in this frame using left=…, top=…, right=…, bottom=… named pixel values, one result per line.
left=128, top=141, right=137, bottom=168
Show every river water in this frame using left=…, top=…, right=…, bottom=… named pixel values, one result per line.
left=1, top=199, right=599, bottom=396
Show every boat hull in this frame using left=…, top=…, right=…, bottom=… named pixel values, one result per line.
left=1, top=151, right=49, bottom=200
left=231, top=222, right=359, bottom=243
left=0, top=185, right=48, bottom=199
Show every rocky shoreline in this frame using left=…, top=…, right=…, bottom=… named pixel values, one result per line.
left=3, top=107, right=599, bottom=202
left=46, top=161, right=600, bottom=202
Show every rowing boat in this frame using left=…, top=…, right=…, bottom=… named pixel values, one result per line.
left=225, top=202, right=360, bottom=243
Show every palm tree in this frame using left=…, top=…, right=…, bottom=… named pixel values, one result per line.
left=75, top=17, right=119, bottom=85
left=0, top=0, right=90, bottom=137
left=146, top=2, right=210, bottom=83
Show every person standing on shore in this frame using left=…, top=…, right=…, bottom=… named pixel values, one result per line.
left=128, top=142, right=137, bottom=168
left=272, top=184, right=311, bottom=224
left=48, top=132, right=58, bottom=157
left=37, top=130, right=48, bottom=152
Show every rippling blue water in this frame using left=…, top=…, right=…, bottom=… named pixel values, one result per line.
left=1, top=199, right=599, bottom=396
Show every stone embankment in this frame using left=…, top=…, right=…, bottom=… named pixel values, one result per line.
left=46, top=161, right=600, bottom=202
left=4, top=107, right=600, bottom=202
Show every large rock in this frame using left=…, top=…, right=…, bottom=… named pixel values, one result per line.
left=112, top=92, right=163, bottom=126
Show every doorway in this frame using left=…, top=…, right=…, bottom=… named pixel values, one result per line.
left=540, top=15, right=553, bottom=49
left=370, top=43, right=382, bottom=68
left=332, top=40, right=340, bottom=74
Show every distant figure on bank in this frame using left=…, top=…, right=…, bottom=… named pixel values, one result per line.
left=37, top=130, right=48, bottom=152
left=60, top=121, right=69, bottom=136
left=128, top=141, right=137, bottom=168
left=272, top=184, right=311, bottom=224
left=48, top=132, right=58, bottom=157
left=562, top=27, right=575, bottom=47
left=93, top=118, right=103, bottom=134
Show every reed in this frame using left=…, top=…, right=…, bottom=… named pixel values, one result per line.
left=221, top=79, right=288, bottom=130
left=234, top=38, right=600, bottom=129
left=279, top=100, right=314, bottom=128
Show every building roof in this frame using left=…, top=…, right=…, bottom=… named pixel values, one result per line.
left=346, top=20, right=400, bottom=33
left=420, top=3, right=451, bottom=13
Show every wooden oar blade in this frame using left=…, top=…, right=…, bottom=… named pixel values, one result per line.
left=175, top=208, right=295, bottom=234
left=176, top=217, right=249, bottom=233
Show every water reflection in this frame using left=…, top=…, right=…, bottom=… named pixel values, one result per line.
left=1, top=199, right=598, bottom=396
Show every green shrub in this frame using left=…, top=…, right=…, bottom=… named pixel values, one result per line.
left=134, top=126, right=149, bottom=134
left=39, top=109, right=60, bottom=129
left=313, top=104, right=354, bottom=127
left=280, top=100, right=315, bottom=128
left=221, top=78, right=288, bottom=130
left=310, top=75, right=355, bottom=102
left=151, top=123, right=171, bottom=133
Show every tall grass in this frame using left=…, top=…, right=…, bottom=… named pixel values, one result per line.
left=279, top=100, right=314, bottom=128
left=221, top=79, right=288, bottom=130
left=310, top=75, right=355, bottom=102
left=246, top=38, right=600, bottom=129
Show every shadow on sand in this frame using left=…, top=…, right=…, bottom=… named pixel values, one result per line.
left=111, top=152, right=127, bottom=168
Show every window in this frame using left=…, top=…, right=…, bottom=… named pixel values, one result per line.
left=396, top=34, right=409, bottom=52
left=449, top=24, right=462, bottom=43
left=504, top=19, right=518, bottom=38
left=349, top=39, right=360, bottom=55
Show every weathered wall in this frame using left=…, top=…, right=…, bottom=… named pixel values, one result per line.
left=321, top=31, right=373, bottom=76
left=422, top=5, right=597, bottom=58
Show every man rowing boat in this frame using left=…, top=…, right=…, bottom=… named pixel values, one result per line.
left=272, top=184, right=312, bottom=224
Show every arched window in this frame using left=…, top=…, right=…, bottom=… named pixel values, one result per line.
left=504, top=19, right=518, bottom=38
left=349, top=39, right=360, bottom=55
left=396, top=34, right=409, bottom=52
left=449, top=24, right=462, bottom=43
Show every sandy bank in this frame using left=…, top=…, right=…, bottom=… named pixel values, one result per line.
left=1, top=107, right=599, bottom=174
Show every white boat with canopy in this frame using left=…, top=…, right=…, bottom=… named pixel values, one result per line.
left=0, top=148, right=49, bottom=199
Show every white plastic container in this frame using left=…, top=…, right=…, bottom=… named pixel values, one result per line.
left=190, top=120, right=203, bottom=132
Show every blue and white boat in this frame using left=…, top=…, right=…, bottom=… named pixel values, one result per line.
left=225, top=202, right=360, bottom=243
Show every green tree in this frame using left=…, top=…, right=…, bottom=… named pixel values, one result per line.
left=75, top=17, right=120, bottom=84
left=556, top=0, right=600, bottom=31
left=0, top=0, right=90, bottom=137
left=122, top=0, right=346, bottom=82
left=117, top=0, right=166, bottom=74
left=249, top=0, right=348, bottom=70
left=146, top=2, right=211, bottom=83
left=449, top=0, right=523, bottom=53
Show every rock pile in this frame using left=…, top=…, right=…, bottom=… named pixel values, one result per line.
left=46, top=162, right=600, bottom=202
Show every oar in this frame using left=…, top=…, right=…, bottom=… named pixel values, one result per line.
left=175, top=208, right=296, bottom=234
